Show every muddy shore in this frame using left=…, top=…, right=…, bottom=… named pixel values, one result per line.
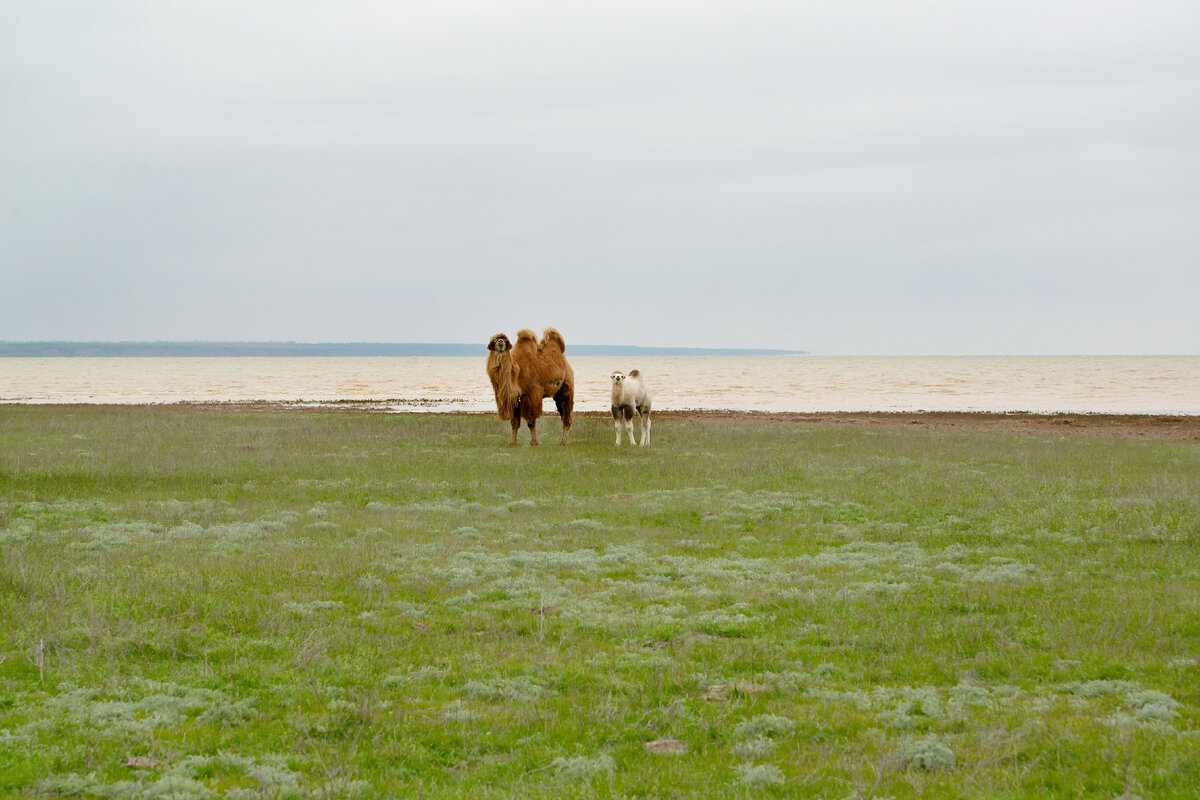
left=642, top=410, right=1200, bottom=441
left=167, top=403, right=1200, bottom=441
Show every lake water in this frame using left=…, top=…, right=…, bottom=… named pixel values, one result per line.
left=1, top=355, right=1198, bottom=414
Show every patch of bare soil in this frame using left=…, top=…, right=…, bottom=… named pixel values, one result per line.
left=637, top=410, right=1200, bottom=441
left=152, top=403, right=1200, bottom=441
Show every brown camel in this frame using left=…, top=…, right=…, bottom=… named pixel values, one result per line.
left=486, top=327, right=574, bottom=446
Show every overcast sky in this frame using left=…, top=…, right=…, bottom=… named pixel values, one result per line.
left=2, top=1, right=1198, bottom=354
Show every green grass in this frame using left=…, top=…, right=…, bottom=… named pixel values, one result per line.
left=1, top=405, right=1198, bottom=799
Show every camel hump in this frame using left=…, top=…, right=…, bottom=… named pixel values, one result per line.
left=516, top=329, right=538, bottom=345
left=542, top=327, right=566, bottom=352
left=628, top=369, right=640, bottom=378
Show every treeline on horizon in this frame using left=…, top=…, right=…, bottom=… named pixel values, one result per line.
left=0, top=341, right=807, bottom=358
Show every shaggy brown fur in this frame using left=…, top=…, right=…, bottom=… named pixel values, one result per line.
left=486, top=327, right=574, bottom=446
left=486, top=333, right=521, bottom=421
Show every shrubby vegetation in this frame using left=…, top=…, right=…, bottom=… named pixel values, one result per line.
left=1, top=406, right=1198, bottom=797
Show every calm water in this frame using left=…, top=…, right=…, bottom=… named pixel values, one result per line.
left=1, top=356, right=1198, bottom=414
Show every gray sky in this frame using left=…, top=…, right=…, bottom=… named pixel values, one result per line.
left=3, top=1, right=1198, bottom=354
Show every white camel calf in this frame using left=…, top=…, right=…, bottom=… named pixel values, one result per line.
left=610, top=369, right=652, bottom=446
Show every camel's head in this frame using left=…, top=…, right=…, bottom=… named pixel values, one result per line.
left=488, top=333, right=512, bottom=354
left=611, top=371, right=626, bottom=386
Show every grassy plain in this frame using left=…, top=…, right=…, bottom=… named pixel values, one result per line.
left=1, top=405, right=1198, bottom=799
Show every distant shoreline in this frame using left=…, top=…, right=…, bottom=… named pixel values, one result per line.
left=0, top=341, right=807, bottom=358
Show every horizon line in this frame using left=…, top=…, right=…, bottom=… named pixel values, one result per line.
left=0, top=340, right=809, bottom=357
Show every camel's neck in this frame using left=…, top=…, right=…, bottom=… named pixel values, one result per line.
left=494, top=353, right=514, bottom=380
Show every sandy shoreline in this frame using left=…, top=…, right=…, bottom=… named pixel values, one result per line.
left=17, top=403, right=1197, bottom=441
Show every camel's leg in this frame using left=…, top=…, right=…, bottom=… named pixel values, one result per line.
left=554, top=384, right=574, bottom=445
left=508, top=414, right=521, bottom=447
left=611, top=406, right=622, bottom=445
left=623, top=406, right=636, bottom=445
left=518, top=396, right=542, bottom=446
left=640, top=412, right=651, bottom=446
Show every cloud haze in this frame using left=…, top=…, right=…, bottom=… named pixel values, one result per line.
left=3, top=1, right=1198, bottom=353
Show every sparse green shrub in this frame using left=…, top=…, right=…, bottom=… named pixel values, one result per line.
left=1065, top=680, right=1135, bottom=697
left=142, top=774, right=211, bottom=800
left=734, top=714, right=796, bottom=740
left=897, top=736, right=956, bottom=772
left=732, top=737, right=777, bottom=761
left=465, top=675, right=546, bottom=704
left=733, top=763, right=785, bottom=787
left=247, top=763, right=302, bottom=799
left=949, top=684, right=992, bottom=708
left=196, top=699, right=256, bottom=726
left=314, top=778, right=374, bottom=799
left=442, top=701, right=482, bottom=723
left=551, top=754, right=615, bottom=781
left=1125, top=689, right=1181, bottom=723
